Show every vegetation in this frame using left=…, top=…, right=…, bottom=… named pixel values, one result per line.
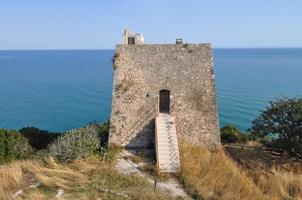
left=93, top=120, right=110, bottom=147
left=0, top=121, right=110, bottom=165
left=1, top=126, right=301, bottom=199
left=226, top=146, right=302, bottom=200
left=48, top=126, right=102, bottom=162
left=251, top=98, right=302, bottom=154
left=180, top=143, right=302, bottom=200
left=0, top=129, right=32, bottom=164
left=0, top=121, right=175, bottom=199
left=220, top=124, right=251, bottom=143
left=19, top=127, right=61, bottom=150
left=180, top=143, right=263, bottom=200
left=0, top=155, right=174, bottom=200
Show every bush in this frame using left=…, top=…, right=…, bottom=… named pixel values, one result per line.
left=0, top=129, right=32, bottom=164
left=48, top=126, right=101, bottom=162
left=91, top=120, right=110, bottom=147
left=19, top=127, right=61, bottom=150
left=221, top=125, right=242, bottom=143
left=221, top=125, right=252, bottom=143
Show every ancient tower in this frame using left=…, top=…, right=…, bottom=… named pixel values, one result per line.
left=109, top=29, right=220, bottom=154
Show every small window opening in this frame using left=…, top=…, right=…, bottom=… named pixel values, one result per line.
left=128, top=37, right=135, bottom=45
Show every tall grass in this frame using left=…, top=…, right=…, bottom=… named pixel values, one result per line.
left=180, top=143, right=302, bottom=200
left=247, top=167, right=302, bottom=200
left=180, top=143, right=265, bottom=200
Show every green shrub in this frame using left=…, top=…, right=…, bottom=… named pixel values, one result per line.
left=93, top=120, right=110, bottom=147
left=220, top=124, right=251, bottom=143
left=48, top=126, right=101, bottom=162
left=0, top=129, right=32, bottom=164
left=221, top=125, right=242, bottom=143
left=19, top=127, right=61, bottom=150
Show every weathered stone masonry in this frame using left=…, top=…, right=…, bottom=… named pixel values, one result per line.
left=109, top=43, right=220, bottom=149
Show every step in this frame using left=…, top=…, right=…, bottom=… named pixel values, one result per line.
left=157, top=142, right=178, bottom=147
left=156, top=128, right=177, bottom=132
left=157, top=150, right=179, bottom=155
left=157, top=157, right=180, bottom=163
left=156, top=132, right=177, bottom=136
left=158, top=162, right=180, bottom=166
left=156, top=127, right=177, bottom=131
left=156, top=121, right=175, bottom=124
left=158, top=159, right=179, bottom=164
left=157, top=143, right=178, bottom=147
left=156, top=138, right=178, bottom=143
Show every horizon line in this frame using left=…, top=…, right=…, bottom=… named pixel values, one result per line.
left=1, top=47, right=302, bottom=51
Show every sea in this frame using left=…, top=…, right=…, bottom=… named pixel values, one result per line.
left=0, top=49, right=301, bottom=132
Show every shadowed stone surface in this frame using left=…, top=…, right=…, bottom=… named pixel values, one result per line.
left=109, top=43, right=220, bottom=149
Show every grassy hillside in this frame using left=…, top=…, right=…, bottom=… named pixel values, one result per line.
left=0, top=153, right=174, bottom=200
left=180, top=143, right=302, bottom=200
left=1, top=124, right=301, bottom=200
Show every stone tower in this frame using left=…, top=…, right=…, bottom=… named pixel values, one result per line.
left=109, top=30, right=220, bottom=150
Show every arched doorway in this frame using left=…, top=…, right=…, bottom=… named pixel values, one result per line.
left=159, top=90, right=170, bottom=113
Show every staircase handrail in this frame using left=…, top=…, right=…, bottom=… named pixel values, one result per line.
left=120, top=103, right=156, bottom=145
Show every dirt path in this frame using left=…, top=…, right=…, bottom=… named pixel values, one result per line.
left=116, top=150, right=191, bottom=199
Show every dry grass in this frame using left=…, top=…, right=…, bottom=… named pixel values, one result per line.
left=180, top=143, right=302, bottom=200
left=124, top=155, right=143, bottom=164
left=180, top=143, right=265, bottom=200
left=2, top=143, right=301, bottom=200
left=225, top=145, right=302, bottom=199
left=0, top=161, right=24, bottom=199
left=0, top=155, right=174, bottom=200
left=246, top=164, right=302, bottom=200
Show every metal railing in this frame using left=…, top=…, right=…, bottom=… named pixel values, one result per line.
left=120, top=104, right=156, bottom=145
left=120, top=99, right=182, bottom=146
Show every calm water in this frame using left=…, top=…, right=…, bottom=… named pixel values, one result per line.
left=0, top=49, right=301, bottom=132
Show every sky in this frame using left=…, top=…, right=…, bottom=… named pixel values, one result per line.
left=0, top=0, right=302, bottom=49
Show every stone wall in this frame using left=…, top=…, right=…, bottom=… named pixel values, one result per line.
left=109, top=43, right=220, bottom=149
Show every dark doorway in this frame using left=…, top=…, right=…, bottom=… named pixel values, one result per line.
left=159, top=90, right=170, bottom=113
left=128, top=37, right=135, bottom=44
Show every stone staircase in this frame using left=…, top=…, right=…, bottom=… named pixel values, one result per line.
left=155, top=113, right=180, bottom=173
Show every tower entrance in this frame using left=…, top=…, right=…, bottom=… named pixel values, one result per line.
left=159, top=90, right=170, bottom=113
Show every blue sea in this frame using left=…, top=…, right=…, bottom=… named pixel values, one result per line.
left=0, top=49, right=301, bottom=132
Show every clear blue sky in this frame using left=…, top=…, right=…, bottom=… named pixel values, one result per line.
left=1, top=0, right=302, bottom=49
